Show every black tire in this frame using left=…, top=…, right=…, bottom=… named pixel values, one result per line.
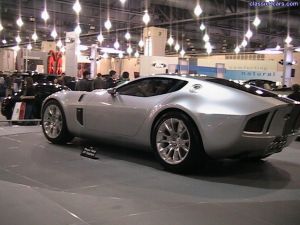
left=242, top=156, right=268, bottom=162
left=42, top=100, right=73, bottom=144
left=151, top=111, right=206, bottom=173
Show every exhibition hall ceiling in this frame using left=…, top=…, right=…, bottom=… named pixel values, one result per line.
left=0, top=0, right=299, bottom=55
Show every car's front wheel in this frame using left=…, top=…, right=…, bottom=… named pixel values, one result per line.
left=152, top=111, right=205, bottom=173
left=42, top=100, right=73, bottom=144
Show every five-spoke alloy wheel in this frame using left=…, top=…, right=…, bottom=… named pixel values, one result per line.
left=152, top=111, right=205, bottom=173
left=42, top=100, right=73, bottom=144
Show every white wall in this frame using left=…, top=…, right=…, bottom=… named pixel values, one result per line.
left=265, top=52, right=300, bottom=85
left=198, top=56, right=278, bottom=71
left=197, top=53, right=300, bottom=85
left=140, top=56, right=178, bottom=76
left=0, top=49, right=15, bottom=72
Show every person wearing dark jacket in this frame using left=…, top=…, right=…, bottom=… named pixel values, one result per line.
left=288, top=84, right=300, bottom=101
left=93, top=73, right=106, bottom=89
left=21, top=77, right=36, bottom=120
left=75, top=71, right=93, bottom=91
left=117, top=71, right=130, bottom=85
left=0, top=77, right=7, bottom=101
left=106, top=70, right=118, bottom=89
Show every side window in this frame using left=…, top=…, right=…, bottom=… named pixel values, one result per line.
left=117, top=78, right=187, bottom=97
left=117, top=79, right=151, bottom=97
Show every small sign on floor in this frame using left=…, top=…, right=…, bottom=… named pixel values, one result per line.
left=80, top=146, right=98, bottom=159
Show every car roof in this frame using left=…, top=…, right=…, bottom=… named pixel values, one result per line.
left=138, top=74, right=211, bottom=82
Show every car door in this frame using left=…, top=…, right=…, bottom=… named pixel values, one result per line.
left=84, top=77, right=184, bottom=137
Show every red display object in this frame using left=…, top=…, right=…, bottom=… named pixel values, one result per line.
left=47, top=50, right=63, bottom=75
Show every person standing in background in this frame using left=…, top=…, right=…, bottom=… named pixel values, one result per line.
left=117, top=71, right=130, bottom=85
left=5, top=76, right=13, bottom=96
left=106, top=70, right=118, bottom=89
left=93, top=73, right=106, bottom=89
left=13, top=75, right=22, bottom=93
left=21, top=77, right=36, bottom=120
left=288, top=84, right=300, bottom=101
left=75, top=71, right=93, bottom=91
left=0, top=77, right=7, bottom=102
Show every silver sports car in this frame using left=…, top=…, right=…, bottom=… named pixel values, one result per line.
left=41, top=75, right=300, bottom=172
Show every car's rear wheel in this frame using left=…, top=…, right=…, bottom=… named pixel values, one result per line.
left=152, top=111, right=205, bottom=173
left=42, top=100, right=73, bottom=144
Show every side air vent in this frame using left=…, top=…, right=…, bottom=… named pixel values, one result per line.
left=76, top=108, right=83, bottom=125
left=244, top=113, right=269, bottom=133
left=78, top=94, right=85, bottom=102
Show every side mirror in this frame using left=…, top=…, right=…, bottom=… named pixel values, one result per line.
left=107, top=88, right=117, bottom=96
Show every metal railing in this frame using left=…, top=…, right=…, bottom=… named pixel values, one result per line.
left=0, top=119, right=41, bottom=125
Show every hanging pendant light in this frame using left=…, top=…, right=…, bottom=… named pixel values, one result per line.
left=51, top=27, right=58, bottom=39
left=253, top=16, right=261, bottom=27
left=199, top=23, right=205, bottom=31
left=118, top=52, right=124, bottom=58
left=138, top=39, right=144, bottom=48
left=41, top=8, right=50, bottom=21
left=203, top=33, right=209, bottom=42
left=114, top=39, right=120, bottom=49
left=57, top=39, right=63, bottom=48
left=2, top=39, right=7, bottom=44
left=73, top=0, right=82, bottom=14
left=285, top=35, right=292, bottom=44
left=245, top=29, right=253, bottom=39
left=74, top=24, right=82, bottom=34
left=125, top=31, right=131, bottom=40
left=32, top=32, right=38, bottom=41
left=0, top=23, right=3, bottom=31
left=204, top=42, right=211, bottom=49
left=134, top=51, right=139, bottom=58
left=97, top=33, right=104, bottom=43
left=104, top=19, right=112, bottom=30
left=143, top=10, right=150, bottom=25
left=16, top=17, right=24, bottom=27
left=127, top=45, right=133, bottom=55
left=234, top=46, right=240, bottom=54
left=180, top=49, right=185, bottom=57
left=27, top=43, right=33, bottom=50
left=15, top=35, right=21, bottom=43
left=167, top=36, right=174, bottom=46
left=241, top=38, right=247, bottom=47
left=207, top=47, right=212, bottom=54
left=174, top=43, right=180, bottom=52
left=194, top=4, right=202, bottom=17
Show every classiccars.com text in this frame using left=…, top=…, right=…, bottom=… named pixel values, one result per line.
left=249, top=1, right=299, bottom=7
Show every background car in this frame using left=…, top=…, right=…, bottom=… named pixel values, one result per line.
left=41, top=75, right=300, bottom=172
left=244, top=79, right=293, bottom=96
left=1, top=82, right=69, bottom=120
